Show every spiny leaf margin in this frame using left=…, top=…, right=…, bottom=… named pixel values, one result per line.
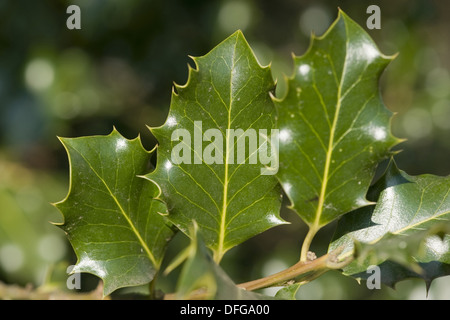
left=274, top=10, right=402, bottom=238
left=144, top=30, right=286, bottom=263
left=54, top=128, right=174, bottom=296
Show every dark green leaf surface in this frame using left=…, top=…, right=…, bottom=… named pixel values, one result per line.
left=275, top=11, right=401, bottom=237
left=330, top=160, right=450, bottom=286
left=55, top=129, right=174, bottom=295
left=144, top=31, right=285, bottom=263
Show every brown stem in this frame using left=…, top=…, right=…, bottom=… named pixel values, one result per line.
left=237, top=248, right=352, bottom=291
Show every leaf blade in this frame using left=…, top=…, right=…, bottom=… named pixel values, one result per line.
left=275, top=11, right=401, bottom=235
left=55, top=129, right=174, bottom=295
left=330, top=160, right=450, bottom=286
left=145, top=31, right=286, bottom=262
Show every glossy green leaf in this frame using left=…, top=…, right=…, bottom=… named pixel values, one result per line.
left=274, top=11, right=401, bottom=241
left=173, top=222, right=275, bottom=300
left=275, top=283, right=302, bottom=300
left=55, top=129, right=174, bottom=296
left=0, top=159, right=67, bottom=286
left=330, top=160, right=450, bottom=286
left=144, top=31, right=286, bottom=263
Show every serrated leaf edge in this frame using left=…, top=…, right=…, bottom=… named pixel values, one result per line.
left=53, top=128, right=159, bottom=268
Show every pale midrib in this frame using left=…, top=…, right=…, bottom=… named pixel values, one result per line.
left=300, top=35, right=350, bottom=262
left=75, top=148, right=158, bottom=266
left=313, top=54, right=348, bottom=232
left=393, top=210, right=450, bottom=236
left=382, top=183, right=450, bottom=237
left=339, top=207, right=450, bottom=261
left=352, top=210, right=450, bottom=256
left=216, top=36, right=239, bottom=263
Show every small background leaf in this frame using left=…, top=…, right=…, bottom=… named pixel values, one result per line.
left=173, top=222, right=276, bottom=300
left=0, top=158, right=67, bottom=287
left=275, top=283, right=301, bottom=300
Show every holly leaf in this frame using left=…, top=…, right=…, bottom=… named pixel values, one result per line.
left=275, top=283, right=301, bottom=300
left=330, top=160, right=450, bottom=287
left=144, top=31, right=286, bottom=263
left=172, top=222, right=276, bottom=300
left=274, top=10, right=401, bottom=240
left=54, top=129, right=174, bottom=296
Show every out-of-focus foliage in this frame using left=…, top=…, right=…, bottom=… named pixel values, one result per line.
left=0, top=156, right=66, bottom=285
left=0, top=0, right=449, bottom=299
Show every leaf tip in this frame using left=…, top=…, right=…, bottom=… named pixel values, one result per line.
left=56, top=135, right=69, bottom=147
left=395, top=137, right=408, bottom=145
left=270, top=90, right=282, bottom=103
left=385, top=51, right=400, bottom=61
left=139, top=174, right=163, bottom=199
left=230, top=29, right=245, bottom=42
left=146, top=123, right=162, bottom=139
left=187, top=55, right=200, bottom=71
left=158, top=210, right=169, bottom=217
left=49, top=219, right=64, bottom=227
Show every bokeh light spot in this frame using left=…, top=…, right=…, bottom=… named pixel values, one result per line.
left=218, top=1, right=252, bottom=34
left=37, top=234, right=67, bottom=262
left=402, top=108, right=433, bottom=139
left=24, top=58, right=54, bottom=91
left=0, top=244, right=24, bottom=273
left=431, top=100, right=450, bottom=130
left=299, top=6, right=331, bottom=37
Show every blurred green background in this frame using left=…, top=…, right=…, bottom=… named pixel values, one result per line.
left=0, top=0, right=449, bottom=299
